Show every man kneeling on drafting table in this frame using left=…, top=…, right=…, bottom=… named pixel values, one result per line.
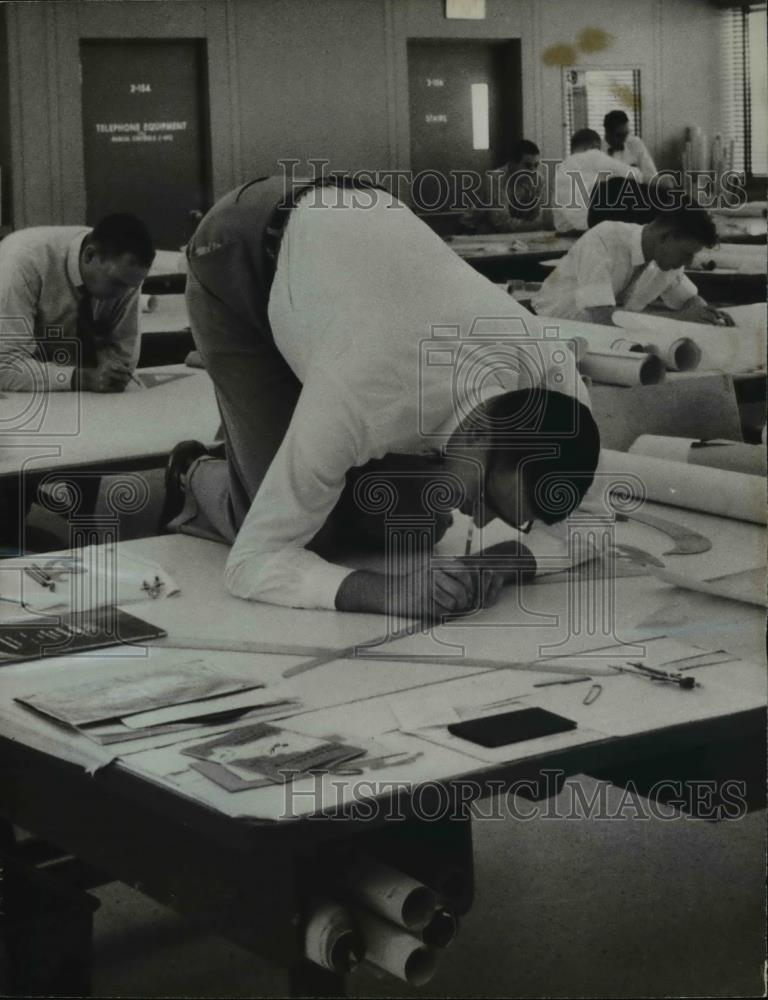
left=163, top=175, right=600, bottom=618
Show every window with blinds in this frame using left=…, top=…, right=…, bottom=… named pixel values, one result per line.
left=720, top=3, right=767, bottom=176
left=562, top=68, right=642, bottom=153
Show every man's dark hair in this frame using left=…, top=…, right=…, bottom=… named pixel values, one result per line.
left=604, top=109, right=629, bottom=133
left=571, top=128, right=602, bottom=152
left=484, top=389, right=601, bottom=526
left=85, top=214, right=155, bottom=267
left=653, top=200, right=718, bottom=247
left=588, top=176, right=656, bottom=227
left=506, top=139, right=540, bottom=168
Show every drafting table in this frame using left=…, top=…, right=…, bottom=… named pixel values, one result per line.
left=0, top=364, right=217, bottom=482
left=0, top=363, right=217, bottom=535
left=0, top=500, right=764, bottom=995
left=444, top=232, right=577, bottom=282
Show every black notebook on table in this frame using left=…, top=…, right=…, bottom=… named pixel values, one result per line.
left=0, top=607, right=166, bottom=664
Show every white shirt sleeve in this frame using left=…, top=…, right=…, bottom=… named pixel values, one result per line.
left=223, top=370, right=363, bottom=610
left=570, top=229, right=619, bottom=311
left=660, top=269, right=699, bottom=309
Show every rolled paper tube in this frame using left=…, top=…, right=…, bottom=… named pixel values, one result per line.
left=612, top=310, right=766, bottom=372
left=140, top=294, right=158, bottom=313
left=684, top=442, right=768, bottom=477
left=421, top=907, right=458, bottom=949
left=613, top=338, right=646, bottom=353
left=578, top=350, right=665, bottom=386
left=342, top=857, right=437, bottom=932
left=304, top=901, right=365, bottom=974
left=596, top=448, right=766, bottom=524
left=366, top=844, right=472, bottom=913
left=355, top=910, right=437, bottom=986
left=641, top=337, right=701, bottom=372
left=536, top=315, right=644, bottom=354
left=628, top=434, right=699, bottom=463
left=631, top=434, right=768, bottom=476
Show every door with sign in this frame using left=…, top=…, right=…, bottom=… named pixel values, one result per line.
left=80, top=39, right=211, bottom=249
left=407, top=40, right=522, bottom=233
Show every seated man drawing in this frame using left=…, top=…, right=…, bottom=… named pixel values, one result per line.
left=0, top=214, right=154, bottom=392
left=0, top=214, right=154, bottom=545
left=457, top=140, right=547, bottom=235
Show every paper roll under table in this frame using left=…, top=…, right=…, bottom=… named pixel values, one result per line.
left=579, top=350, right=665, bottom=386
left=356, top=910, right=437, bottom=986
left=304, top=901, right=365, bottom=973
left=613, top=310, right=766, bottom=372
left=596, top=448, right=766, bottom=524
left=342, top=856, right=437, bottom=932
left=140, top=294, right=158, bottom=313
left=630, top=435, right=768, bottom=476
left=421, top=906, right=458, bottom=949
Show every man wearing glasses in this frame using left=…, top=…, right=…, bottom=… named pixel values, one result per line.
left=164, top=176, right=601, bottom=619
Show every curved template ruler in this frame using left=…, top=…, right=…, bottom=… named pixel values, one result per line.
left=614, top=510, right=712, bottom=556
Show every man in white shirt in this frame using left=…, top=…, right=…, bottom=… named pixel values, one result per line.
left=0, top=215, right=154, bottom=392
left=168, top=176, right=600, bottom=618
left=554, top=129, right=642, bottom=234
left=602, top=110, right=658, bottom=184
left=533, top=201, right=734, bottom=326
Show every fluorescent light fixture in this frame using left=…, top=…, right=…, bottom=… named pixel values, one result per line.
left=471, top=83, right=489, bottom=150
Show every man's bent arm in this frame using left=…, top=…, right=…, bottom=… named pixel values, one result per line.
left=223, top=376, right=362, bottom=609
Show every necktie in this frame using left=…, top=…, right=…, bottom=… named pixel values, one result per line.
left=76, top=288, right=111, bottom=368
